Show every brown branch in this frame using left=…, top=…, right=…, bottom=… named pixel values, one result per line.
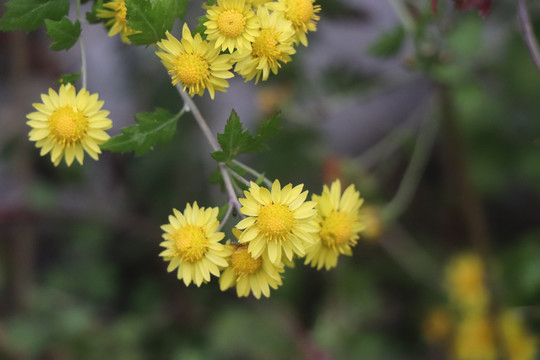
left=518, top=0, right=540, bottom=74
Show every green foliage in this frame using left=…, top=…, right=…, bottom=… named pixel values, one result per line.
left=55, top=72, right=82, bottom=85
left=211, top=110, right=281, bottom=163
left=102, top=108, right=185, bottom=156
left=126, top=0, right=188, bottom=45
left=45, top=17, right=81, bottom=50
left=0, top=0, right=69, bottom=31
left=368, top=25, right=405, bottom=58
left=217, top=203, right=229, bottom=221
left=85, top=0, right=104, bottom=24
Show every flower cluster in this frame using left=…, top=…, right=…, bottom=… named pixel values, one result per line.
left=155, top=0, right=321, bottom=99
left=96, top=0, right=139, bottom=44
left=159, top=179, right=366, bottom=299
left=422, top=253, right=538, bottom=360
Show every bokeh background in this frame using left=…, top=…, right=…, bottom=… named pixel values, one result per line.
left=1, top=0, right=540, bottom=359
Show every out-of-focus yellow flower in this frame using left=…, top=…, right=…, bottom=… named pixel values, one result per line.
left=500, top=311, right=538, bottom=360
left=445, top=253, right=488, bottom=311
left=27, top=84, right=112, bottom=166
left=96, top=0, right=139, bottom=43
left=304, top=180, right=364, bottom=270
left=358, top=206, right=382, bottom=242
left=453, top=314, right=496, bottom=360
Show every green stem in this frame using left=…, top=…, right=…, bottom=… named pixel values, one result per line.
left=231, top=159, right=272, bottom=187
left=76, top=0, right=87, bottom=89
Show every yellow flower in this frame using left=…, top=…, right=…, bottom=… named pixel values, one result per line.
left=304, top=180, right=364, bottom=270
left=422, top=306, right=452, bottom=344
left=204, top=0, right=260, bottom=53
left=159, top=203, right=232, bottom=287
left=236, top=180, right=317, bottom=265
left=234, top=7, right=296, bottom=83
left=96, top=0, right=139, bottom=44
left=247, top=0, right=273, bottom=7
left=156, top=24, right=234, bottom=99
left=26, top=84, right=112, bottom=167
left=453, top=314, right=496, bottom=360
left=500, top=311, right=538, bottom=360
left=358, top=206, right=382, bottom=242
left=220, top=242, right=284, bottom=299
left=267, top=0, right=321, bottom=46
left=445, top=253, right=488, bottom=311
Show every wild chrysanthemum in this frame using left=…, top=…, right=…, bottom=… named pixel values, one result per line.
left=26, top=84, right=112, bottom=167
left=445, top=253, right=488, bottom=311
left=96, top=0, right=139, bottom=44
left=220, top=242, right=284, bottom=299
left=236, top=180, right=317, bottom=265
left=159, top=203, right=231, bottom=287
left=204, top=0, right=260, bottom=53
left=234, top=7, right=296, bottom=83
left=267, top=0, right=321, bottom=46
left=156, top=24, right=234, bottom=99
left=304, top=180, right=364, bottom=270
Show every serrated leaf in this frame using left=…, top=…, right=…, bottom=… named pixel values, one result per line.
left=244, top=112, right=281, bottom=153
left=126, top=0, right=188, bottom=45
left=45, top=17, right=80, bottom=50
left=0, top=0, right=69, bottom=31
left=101, top=108, right=184, bottom=156
left=368, top=25, right=405, bottom=58
left=55, top=72, right=81, bottom=85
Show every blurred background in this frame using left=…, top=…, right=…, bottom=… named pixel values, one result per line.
left=1, top=0, right=540, bottom=359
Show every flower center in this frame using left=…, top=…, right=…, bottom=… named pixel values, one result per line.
left=48, top=106, right=88, bottom=145
left=231, top=244, right=262, bottom=276
left=173, top=54, right=210, bottom=88
left=320, top=211, right=352, bottom=247
left=287, top=0, right=314, bottom=26
left=252, top=29, right=280, bottom=61
left=115, top=0, right=128, bottom=24
left=173, top=225, right=209, bottom=263
left=257, top=203, right=296, bottom=241
left=217, top=9, right=246, bottom=38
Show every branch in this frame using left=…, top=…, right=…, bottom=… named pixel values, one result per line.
left=518, top=0, right=540, bottom=74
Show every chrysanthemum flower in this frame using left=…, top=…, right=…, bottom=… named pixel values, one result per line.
left=159, top=203, right=232, bottom=287
left=220, top=242, right=284, bottom=299
left=204, top=0, right=260, bottom=53
left=500, top=311, right=538, bottom=360
left=26, top=84, right=112, bottom=167
left=453, top=314, right=496, bottom=360
left=96, top=0, right=139, bottom=44
left=236, top=180, right=317, bottom=265
left=234, top=7, right=296, bottom=83
left=445, top=253, right=488, bottom=311
left=267, top=0, right=321, bottom=46
left=247, top=0, right=273, bottom=8
left=156, top=24, right=234, bottom=99
left=304, top=180, right=364, bottom=270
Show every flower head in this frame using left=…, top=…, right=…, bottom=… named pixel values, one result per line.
left=236, top=180, right=317, bottom=265
left=156, top=24, right=234, bottom=99
left=26, top=84, right=112, bottom=167
left=445, top=253, right=488, bottom=311
left=220, top=240, right=284, bottom=299
left=304, top=180, right=364, bottom=270
left=234, top=7, right=296, bottom=83
left=204, top=0, right=260, bottom=53
left=453, top=314, right=496, bottom=360
left=96, top=0, right=139, bottom=44
left=159, top=203, right=232, bottom=287
left=500, top=311, right=538, bottom=360
left=267, top=0, right=321, bottom=46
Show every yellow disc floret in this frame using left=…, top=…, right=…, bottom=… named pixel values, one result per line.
left=49, top=106, right=88, bottom=146
left=257, top=203, right=296, bottom=241
left=320, top=211, right=352, bottom=248
left=231, top=244, right=262, bottom=276
left=173, top=225, right=209, bottom=263
left=217, top=9, right=246, bottom=38
left=173, top=54, right=210, bottom=90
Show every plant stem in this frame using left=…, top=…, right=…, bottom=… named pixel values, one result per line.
left=387, top=0, right=415, bottom=35
left=518, top=0, right=540, bottom=74
left=76, top=0, right=87, bottom=89
left=227, top=167, right=251, bottom=187
left=232, top=159, right=272, bottom=187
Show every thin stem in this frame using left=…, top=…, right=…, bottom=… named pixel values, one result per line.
left=381, top=104, right=439, bottom=223
left=227, top=167, right=251, bottom=187
left=231, top=159, right=273, bottom=187
left=76, top=0, right=87, bottom=89
left=518, top=0, right=540, bottom=74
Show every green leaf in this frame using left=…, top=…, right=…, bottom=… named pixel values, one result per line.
left=0, top=0, right=69, bottom=31
left=368, top=25, right=405, bottom=58
left=45, top=17, right=81, bottom=50
left=86, top=0, right=104, bottom=24
left=55, top=72, right=81, bottom=85
left=126, top=0, right=188, bottom=45
left=217, top=203, right=229, bottom=221
left=101, top=108, right=184, bottom=156
left=211, top=110, right=281, bottom=163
